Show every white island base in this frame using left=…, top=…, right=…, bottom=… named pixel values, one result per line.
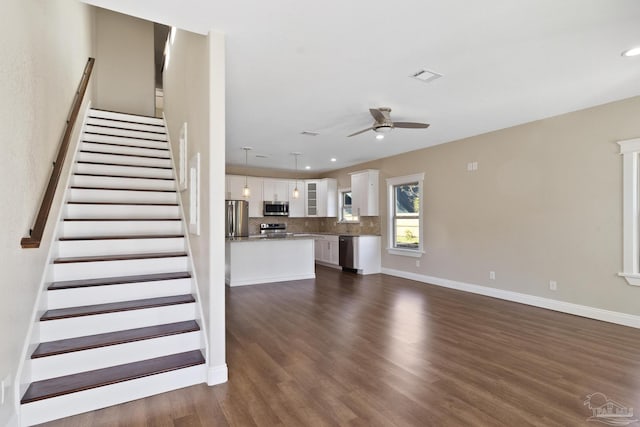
left=225, top=237, right=315, bottom=286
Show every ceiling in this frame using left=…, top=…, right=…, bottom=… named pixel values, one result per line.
left=82, top=0, right=640, bottom=172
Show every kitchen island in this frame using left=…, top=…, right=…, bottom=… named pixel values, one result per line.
left=225, top=235, right=315, bottom=286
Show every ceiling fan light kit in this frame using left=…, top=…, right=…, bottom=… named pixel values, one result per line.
left=347, top=107, right=429, bottom=137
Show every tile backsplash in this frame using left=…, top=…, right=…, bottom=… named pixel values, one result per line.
left=248, top=216, right=380, bottom=235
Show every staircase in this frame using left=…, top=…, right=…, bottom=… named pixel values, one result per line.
left=20, top=109, right=207, bottom=426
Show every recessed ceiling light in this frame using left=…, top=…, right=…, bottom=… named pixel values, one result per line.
left=410, top=69, right=443, bottom=83
left=622, top=46, right=640, bottom=57
left=330, top=158, right=337, bottom=162
left=376, top=134, right=384, bottom=140
left=305, top=166, right=311, bottom=170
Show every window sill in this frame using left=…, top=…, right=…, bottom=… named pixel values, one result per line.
left=618, top=272, right=640, bottom=286
left=387, top=247, right=424, bottom=258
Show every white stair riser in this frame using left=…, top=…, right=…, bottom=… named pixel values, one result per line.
left=58, top=237, right=184, bottom=258
left=61, top=220, right=182, bottom=238
left=78, top=152, right=172, bottom=168
left=84, top=133, right=169, bottom=150
left=71, top=175, right=175, bottom=191
left=30, top=332, right=201, bottom=381
left=47, top=278, right=192, bottom=309
left=87, top=117, right=167, bottom=134
left=89, top=109, right=164, bottom=126
left=68, top=188, right=177, bottom=204
left=85, top=125, right=167, bottom=141
left=75, top=162, right=173, bottom=179
left=53, top=257, right=188, bottom=281
left=39, top=303, right=197, bottom=342
left=65, top=204, right=180, bottom=220
left=81, top=142, right=170, bottom=159
left=20, top=363, right=206, bottom=426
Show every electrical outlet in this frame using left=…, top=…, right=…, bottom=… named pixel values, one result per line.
left=489, top=271, right=496, bottom=280
left=467, top=162, right=473, bottom=171
left=472, top=162, right=478, bottom=171
left=549, top=280, right=557, bottom=291
left=416, top=260, right=420, bottom=267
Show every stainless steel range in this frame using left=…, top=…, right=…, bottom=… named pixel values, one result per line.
left=259, top=223, right=291, bottom=238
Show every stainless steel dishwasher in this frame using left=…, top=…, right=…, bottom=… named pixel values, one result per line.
left=339, top=235, right=356, bottom=271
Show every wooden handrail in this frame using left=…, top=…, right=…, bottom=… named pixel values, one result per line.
left=21, top=57, right=95, bottom=249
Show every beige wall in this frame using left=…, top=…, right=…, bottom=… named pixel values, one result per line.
left=325, top=96, right=640, bottom=316
left=94, top=8, right=154, bottom=116
left=0, top=1, right=95, bottom=423
left=163, top=29, right=227, bottom=378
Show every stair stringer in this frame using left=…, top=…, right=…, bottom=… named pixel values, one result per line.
left=160, top=116, right=211, bottom=367
left=13, top=101, right=93, bottom=425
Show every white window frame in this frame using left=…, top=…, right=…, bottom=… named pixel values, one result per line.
left=618, top=138, right=640, bottom=286
left=386, top=173, right=425, bottom=257
left=338, top=187, right=358, bottom=223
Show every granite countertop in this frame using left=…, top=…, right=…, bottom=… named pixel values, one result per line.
left=226, top=232, right=381, bottom=242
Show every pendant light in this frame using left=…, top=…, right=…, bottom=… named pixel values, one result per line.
left=242, top=147, right=252, bottom=198
left=291, top=152, right=301, bottom=199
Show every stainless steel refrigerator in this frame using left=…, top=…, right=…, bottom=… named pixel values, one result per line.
left=225, top=200, right=249, bottom=237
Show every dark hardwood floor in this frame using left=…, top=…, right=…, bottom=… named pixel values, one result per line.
left=41, top=265, right=640, bottom=426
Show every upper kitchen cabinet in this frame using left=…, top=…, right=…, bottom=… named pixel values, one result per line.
left=350, top=169, right=379, bottom=217
left=226, top=174, right=263, bottom=217
left=305, top=178, right=337, bottom=217
left=289, top=180, right=306, bottom=217
left=263, top=178, right=289, bottom=202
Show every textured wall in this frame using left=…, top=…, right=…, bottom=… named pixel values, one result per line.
left=0, top=1, right=95, bottom=424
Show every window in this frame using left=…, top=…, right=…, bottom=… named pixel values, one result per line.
left=339, top=189, right=357, bottom=222
left=618, top=138, right=640, bottom=286
left=387, top=173, right=424, bottom=257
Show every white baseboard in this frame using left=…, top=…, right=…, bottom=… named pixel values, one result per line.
left=381, top=268, right=640, bottom=329
left=226, top=273, right=315, bottom=287
left=207, top=364, right=228, bottom=385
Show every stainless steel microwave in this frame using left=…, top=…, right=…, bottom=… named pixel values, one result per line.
left=263, top=201, right=289, bottom=216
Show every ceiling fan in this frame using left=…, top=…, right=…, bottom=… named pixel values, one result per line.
left=347, top=107, right=430, bottom=137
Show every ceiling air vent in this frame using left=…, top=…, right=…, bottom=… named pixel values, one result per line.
left=410, top=69, right=442, bottom=83
left=300, top=131, right=320, bottom=136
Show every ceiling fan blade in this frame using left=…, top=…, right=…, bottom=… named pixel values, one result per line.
left=369, top=108, right=386, bottom=123
left=393, top=122, right=430, bottom=129
left=347, top=127, right=374, bottom=137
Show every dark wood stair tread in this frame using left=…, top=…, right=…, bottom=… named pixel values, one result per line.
left=77, top=161, right=172, bottom=170
left=80, top=150, right=169, bottom=160
left=48, top=272, right=191, bottom=290
left=54, top=252, right=187, bottom=264
left=21, top=350, right=204, bottom=404
left=85, top=124, right=166, bottom=135
left=70, top=186, right=174, bottom=193
left=59, top=234, right=184, bottom=242
left=32, top=321, right=200, bottom=359
left=74, top=172, right=173, bottom=180
left=67, top=201, right=178, bottom=206
left=84, top=131, right=167, bottom=143
left=41, top=294, right=195, bottom=321
left=63, top=218, right=180, bottom=222
left=87, top=116, right=165, bottom=128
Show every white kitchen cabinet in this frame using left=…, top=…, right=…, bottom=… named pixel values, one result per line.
left=305, top=178, right=337, bottom=217
left=353, top=235, right=381, bottom=274
left=225, top=174, right=245, bottom=200
left=225, top=174, right=263, bottom=217
left=288, top=180, right=306, bottom=217
left=263, top=178, right=289, bottom=202
left=350, top=169, right=379, bottom=217
left=314, top=235, right=339, bottom=267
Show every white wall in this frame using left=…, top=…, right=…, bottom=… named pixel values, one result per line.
left=94, top=7, right=155, bottom=116
left=163, top=29, right=227, bottom=383
left=325, top=96, right=640, bottom=319
left=0, top=1, right=95, bottom=424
